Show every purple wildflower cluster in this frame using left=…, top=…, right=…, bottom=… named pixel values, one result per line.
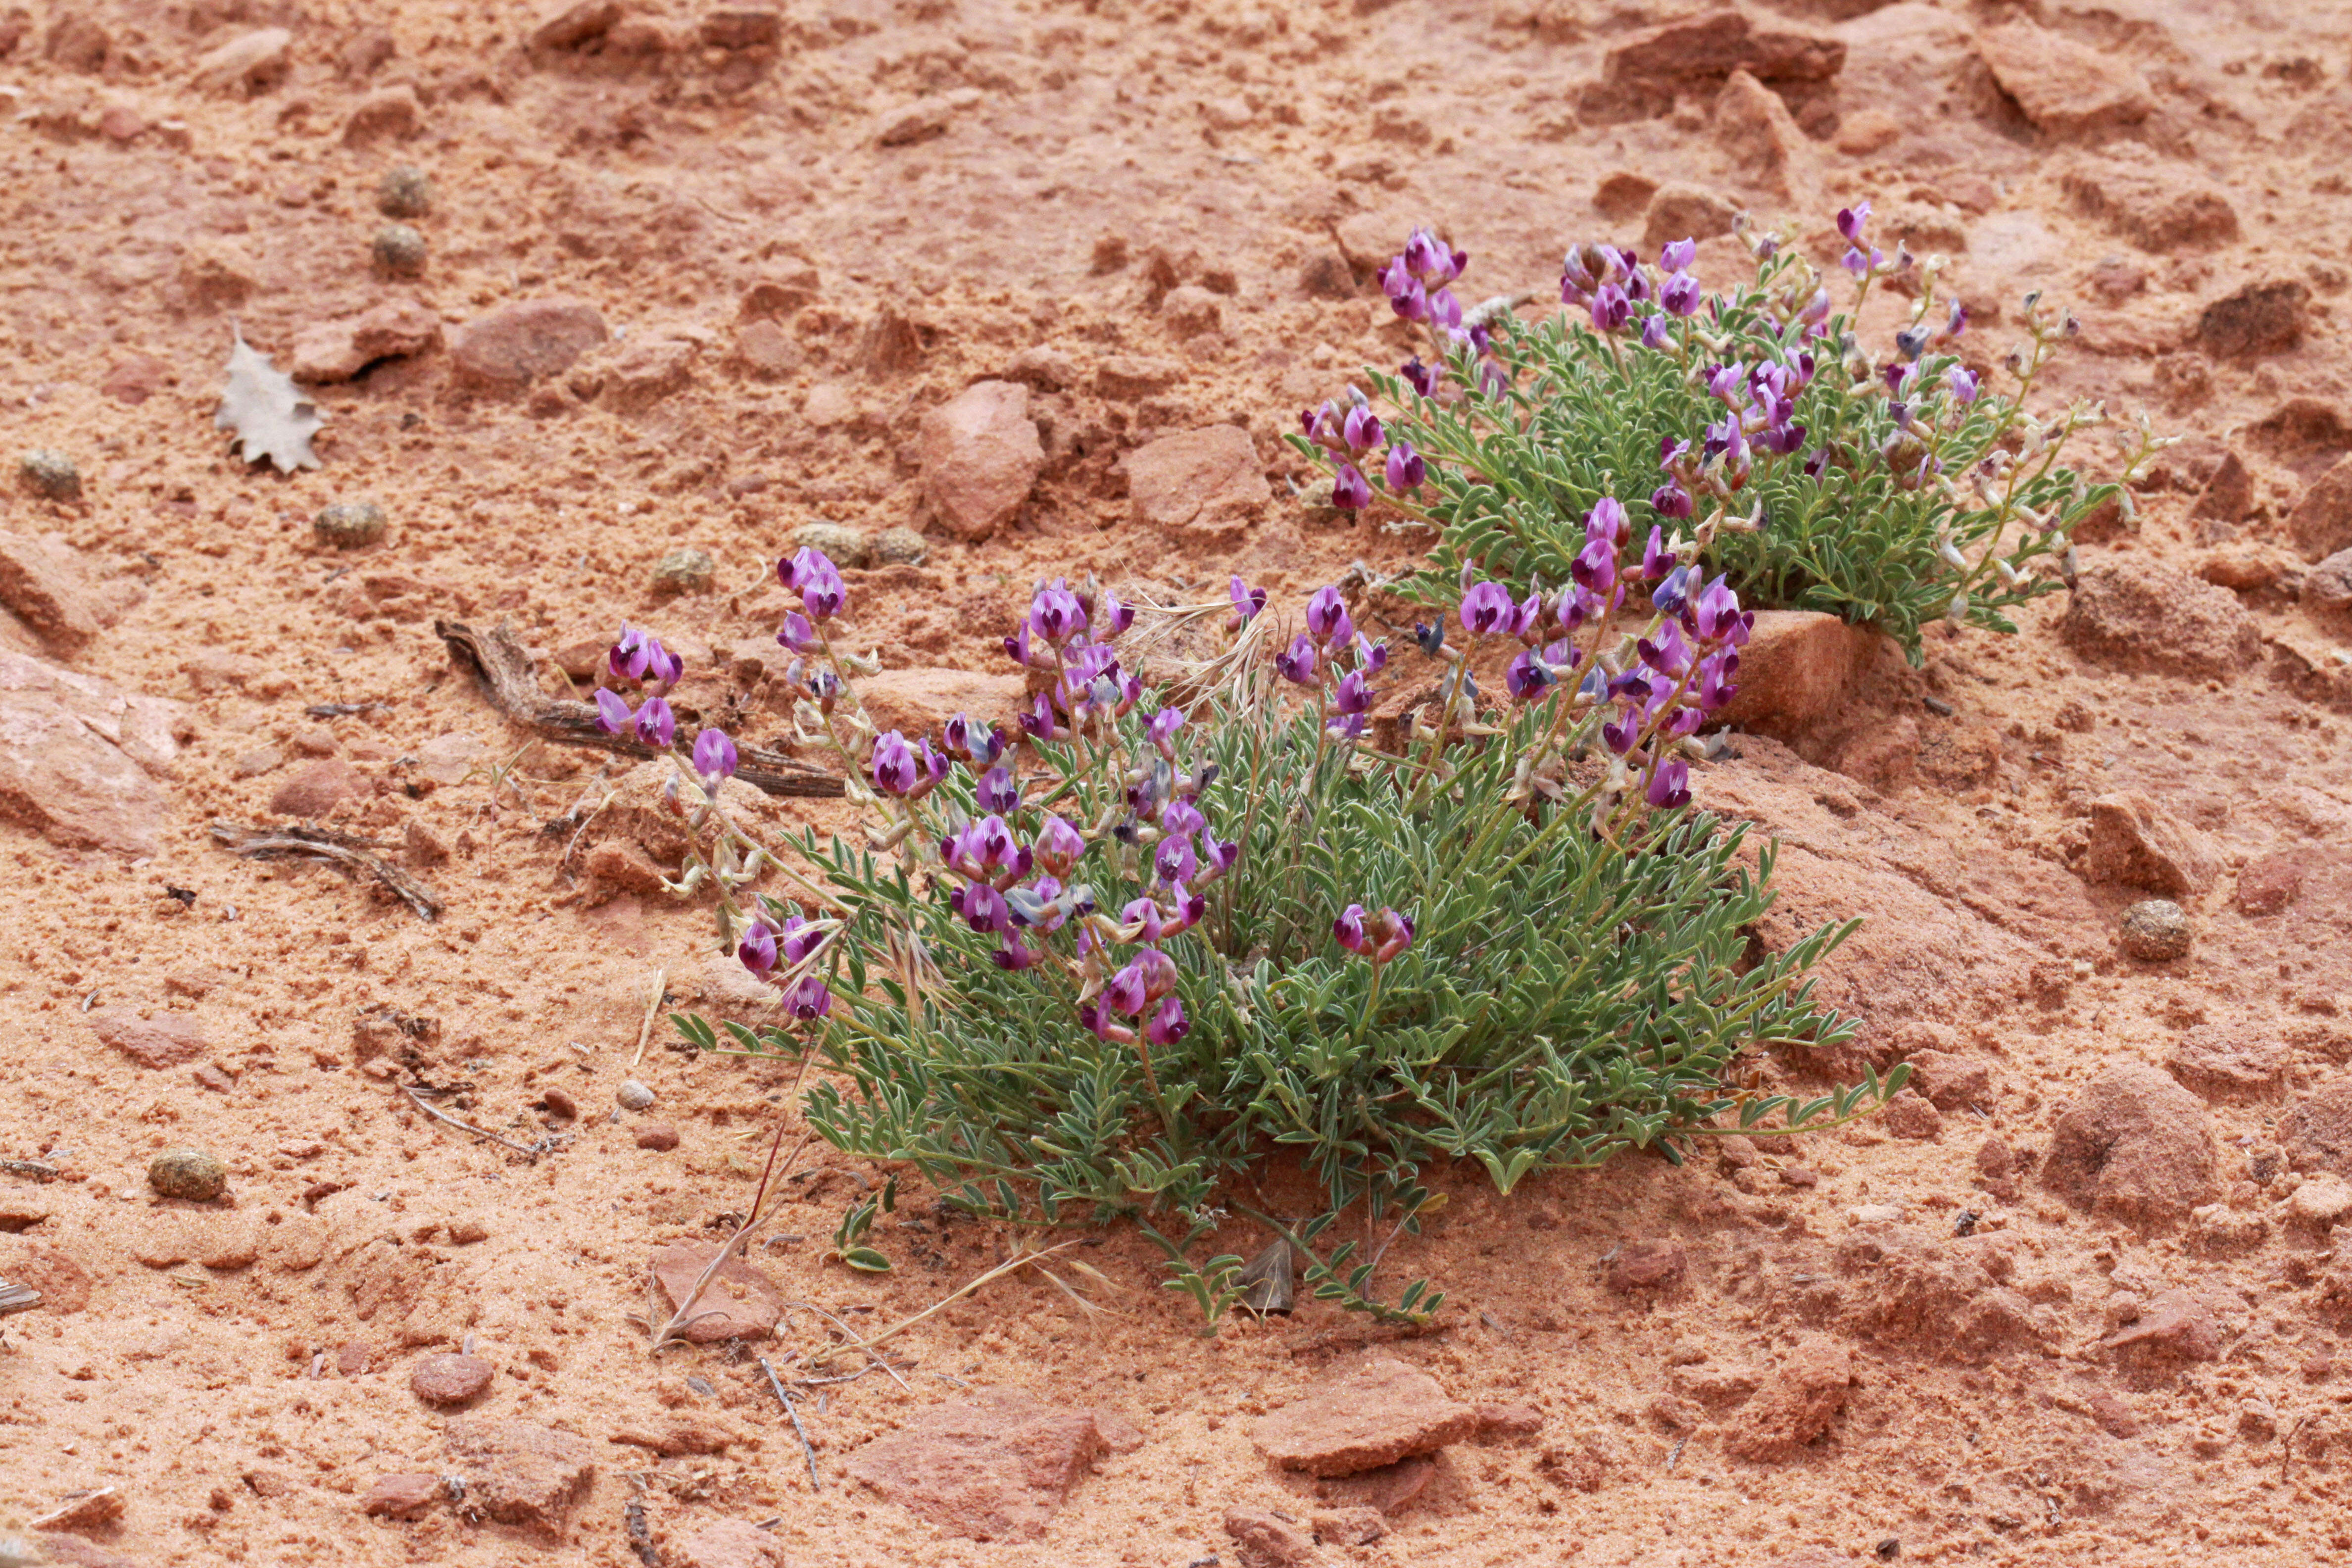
left=1272, top=583, right=1390, bottom=738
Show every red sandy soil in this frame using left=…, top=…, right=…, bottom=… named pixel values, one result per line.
left=2, top=0, right=2352, bottom=1565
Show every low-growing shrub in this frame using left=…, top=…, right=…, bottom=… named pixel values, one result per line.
left=1293, top=205, right=2166, bottom=660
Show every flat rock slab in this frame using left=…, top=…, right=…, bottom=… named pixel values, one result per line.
left=845, top=1387, right=1120, bottom=1541
left=442, top=1418, right=595, bottom=1539
left=650, top=1242, right=784, bottom=1342
left=1712, top=611, right=1882, bottom=738
left=0, top=649, right=187, bottom=855
left=1250, top=1356, right=1479, bottom=1477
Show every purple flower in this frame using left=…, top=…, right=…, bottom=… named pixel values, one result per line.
left=1504, top=647, right=1557, bottom=702
left=1650, top=481, right=1693, bottom=520
left=1105, top=961, right=1150, bottom=1017
left=944, top=814, right=1024, bottom=882
left=1660, top=238, right=1697, bottom=272
left=784, top=976, right=832, bottom=1021
left=1199, top=836, right=1240, bottom=883
left=693, top=727, right=738, bottom=785
left=1354, top=634, right=1389, bottom=674
left=1638, top=619, right=1692, bottom=680
left=1555, top=583, right=1604, bottom=632
left=1275, top=633, right=1319, bottom=686
left=635, top=696, right=676, bottom=749
left=1946, top=365, right=1980, bottom=404
left=871, top=731, right=947, bottom=799
left=1842, top=244, right=1885, bottom=277
left=1590, top=284, right=1631, bottom=335
left=1078, top=1002, right=1136, bottom=1044
left=1403, top=227, right=1464, bottom=284
left=1018, top=691, right=1064, bottom=743
left=1691, top=575, right=1752, bottom=647
left=1384, top=441, right=1426, bottom=492
left=609, top=625, right=685, bottom=686
left=777, top=611, right=818, bottom=654
left=798, top=560, right=846, bottom=621
left=1652, top=563, right=1693, bottom=617
left=1601, top=706, right=1641, bottom=755
left=944, top=713, right=1004, bottom=765
left=1644, top=758, right=1692, bottom=810
left=1334, top=904, right=1413, bottom=963
left=1032, top=813, right=1084, bottom=878
left=779, top=915, right=829, bottom=966
left=778, top=546, right=833, bottom=592
left=977, top=765, right=1021, bottom=815
left=1379, top=254, right=1419, bottom=314
left=1148, top=707, right=1186, bottom=758
left=1586, top=497, right=1628, bottom=546
left=1571, top=534, right=1618, bottom=596
left=1836, top=200, right=1871, bottom=243
left=593, top=687, right=633, bottom=735
left=1560, top=241, right=1619, bottom=303
left=1333, top=903, right=1369, bottom=954
left=1642, top=526, right=1675, bottom=581
left=1155, top=833, right=1198, bottom=886
left=1094, top=589, right=1136, bottom=638
left=1332, top=669, right=1374, bottom=717
left=1306, top=586, right=1354, bottom=646
left=1946, top=298, right=1969, bottom=339
left=1146, top=994, right=1190, bottom=1047
left=1302, top=401, right=1348, bottom=452
left=1427, top=288, right=1463, bottom=332
left=1459, top=581, right=1516, bottom=638
left=1640, top=315, right=1671, bottom=351
left=1342, top=405, right=1384, bottom=453
left=1399, top=357, right=1437, bottom=397
left=991, top=937, right=1042, bottom=972
left=1332, top=464, right=1371, bottom=510
left=737, top=921, right=777, bottom=976
left=1029, top=582, right=1088, bottom=646
left=1698, top=649, right=1740, bottom=710
left=1229, top=576, right=1268, bottom=627
left=954, top=882, right=1012, bottom=934
left=1162, top=798, right=1206, bottom=840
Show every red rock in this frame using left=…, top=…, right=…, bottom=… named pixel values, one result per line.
left=1092, top=355, right=1183, bottom=400
left=337, top=1341, right=372, bottom=1375
left=1316, top=1454, right=1433, bottom=1515
left=700, top=9, right=784, bottom=49
left=1311, top=1505, right=1386, bottom=1545
left=2289, top=453, right=2352, bottom=560
left=90, top=1011, right=206, bottom=1069
left=533, top=0, right=621, bottom=50
left=1473, top=1403, right=1544, bottom=1438
left=1903, top=1048, right=1990, bottom=1111
left=2083, top=792, right=2218, bottom=895
left=269, top=759, right=368, bottom=818
left=342, top=85, right=421, bottom=146
left=2059, top=558, right=2260, bottom=681
left=2043, top=1063, right=2216, bottom=1225
left=100, top=355, right=170, bottom=404
left=191, top=27, right=290, bottom=96
left=917, top=381, right=1042, bottom=542
left=1641, top=183, right=1739, bottom=256
left=674, top=1518, right=789, bottom=1568
left=1605, top=1238, right=1687, bottom=1294
left=292, top=298, right=441, bottom=383
left=35, top=1530, right=138, bottom=1567
left=739, top=268, right=820, bottom=321
left=0, top=531, right=107, bottom=655
left=1713, top=70, right=1812, bottom=196
left=1124, top=425, right=1270, bottom=542
left=2165, top=1026, right=2284, bottom=1102
left=1711, top=611, right=1881, bottom=737
left=844, top=1388, right=1115, bottom=1540
left=650, top=1242, right=784, bottom=1342
left=2303, top=549, right=2352, bottom=613
left=2058, top=153, right=2239, bottom=253
left=2104, top=1288, right=2221, bottom=1361
left=1723, top=1341, right=1851, bottom=1461
left=733, top=320, right=798, bottom=379
left=853, top=668, right=1031, bottom=741
left=1223, top=1507, right=1315, bottom=1566
left=361, top=1472, right=444, bottom=1519
left=1881, top=1087, right=1943, bottom=1140
left=442, top=1419, right=595, bottom=1538
left=1976, top=22, right=2153, bottom=137
left=191, top=1064, right=235, bottom=1093
left=1603, top=8, right=1844, bottom=86
left=1837, top=1231, right=2048, bottom=1356
left=2283, top=1082, right=2352, bottom=1179
left=410, top=1352, right=494, bottom=1406
left=1250, top=1356, right=1479, bottom=1477
left=0, top=649, right=182, bottom=854
left=2200, top=280, right=2309, bottom=360
left=450, top=297, right=609, bottom=392
left=2187, top=450, right=2254, bottom=529
left=601, top=336, right=698, bottom=413
left=635, top=1122, right=681, bottom=1151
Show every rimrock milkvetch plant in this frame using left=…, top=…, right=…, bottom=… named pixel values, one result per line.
left=1301, top=203, right=2168, bottom=660
left=636, top=529, right=1899, bottom=1330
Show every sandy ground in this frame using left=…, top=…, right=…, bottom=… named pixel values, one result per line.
left=2, top=0, right=2352, bottom=1564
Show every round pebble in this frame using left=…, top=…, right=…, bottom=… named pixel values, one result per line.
left=409, top=1353, right=493, bottom=1406
left=871, top=525, right=929, bottom=566
left=18, top=448, right=82, bottom=501
left=539, top=1087, right=579, bottom=1122
left=372, top=222, right=428, bottom=277
left=635, top=1122, right=681, bottom=1151
left=376, top=164, right=435, bottom=219
left=616, top=1078, right=655, bottom=1111
left=790, top=520, right=874, bottom=570
left=314, top=500, right=387, bottom=549
left=651, top=547, right=716, bottom=596
left=2119, top=898, right=2192, bottom=961
left=148, top=1146, right=228, bottom=1201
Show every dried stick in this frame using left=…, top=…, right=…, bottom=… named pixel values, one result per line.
left=649, top=1127, right=814, bottom=1352
left=631, top=968, right=666, bottom=1070
left=829, top=1242, right=1082, bottom=1360
left=400, top=1086, right=542, bottom=1157
left=436, top=619, right=843, bottom=798
left=759, top=1357, right=823, bottom=1491
left=210, top=820, right=444, bottom=920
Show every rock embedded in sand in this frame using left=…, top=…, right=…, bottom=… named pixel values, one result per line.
left=377, top=164, right=435, bottom=218
left=2282, top=1082, right=2352, bottom=1180
left=2058, top=154, right=2238, bottom=253
left=1974, top=21, right=2153, bottom=138
left=371, top=222, right=428, bottom=277
left=191, top=27, right=291, bottom=96
left=1124, top=425, right=1270, bottom=542
left=673, top=1517, right=790, bottom=1568
left=2188, top=450, right=2254, bottom=530
left=1602, top=8, right=1845, bottom=90
left=314, top=501, right=388, bottom=549
left=2059, top=558, right=2260, bottom=680
left=844, top=1389, right=1123, bottom=1540
left=534, top=0, right=622, bottom=50
left=872, top=525, right=929, bottom=566
left=343, top=85, right=421, bottom=147
left=269, top=758, right=368, bottom=818
left=451, top=297, right=609, bottom=392
left=1712, top=70, right=1813, bottom=196
left=2164, top=1025, right=2284, bottom=1102
left=1250, top=1357, right=1480, bottom=1477
left=2042, top=1063, right=2216, bottom=1225
left=148, top=1146, right=227, bottom=1201
left=442, top=1419, right=596, bottom=1539
left=292, top=299, right=441, bottom=383
left=790, top=520, right=874, bottom=570
left=92, top=1012, right=207, bottom=1070
left=854, top=667, right=1029, bottom=741
left=917, top=380, right=1043, bottom=543
left=650, top=1242, right=784, bottom=1342
left=1709, top=610, right=1879, bottom=737
left=2083, top=792, right=2217, bottom=895
left=1223, top=1508, right=1316, bottom=1566
left=1721, top=1340, right=1851, bottom=1461
left=2303, top=549, right=2352, bottom=614
left=617, top=1079, right=655, bottom=1111
left=410, top=1352, right=495, bottom=1406
left=2200, top=280, right=2309, bottom=360
left=0, top=530, right=107, bottom=654
left=2290, top=454, right=2352, bottom=561
left=635, top=1123, right=681, bottom=1151
left=362, top=1472, right=445, bottom=1519
left=1606, top=1237, right=1686, bottom=1294
left=2103, top=1288, right=2221, bottom=1362
left=2118, top=898, right=2191, bottom=962
left=651, top=548, right=716, bottom=596
left=1640, top=182, right=1739, bottom=256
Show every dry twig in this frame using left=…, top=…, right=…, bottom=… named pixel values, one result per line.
left=400, top=1086, right=545, bottom=1158
left=759, top=1357, right=824, bottom=1491
left=209, top=820, right=444, bottom=921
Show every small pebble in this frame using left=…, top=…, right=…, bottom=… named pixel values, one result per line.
left=148, top=1146, right=228, bottom=1201
left=372, top=222, right=428, bottom=277
left=408, top=1352, right=493, bottom=1407
left=376, top=164, right=435, bottom=219
left=447, top=1215, right=490, bottom=1245
left=871, top=525, right=930, bottom=566
left=617, top=1078, right=655, bottom=1111
left=539, top=1087, right=579, bottom=1122
left=18, top=448, right=81, bottom=501
left=2119, top=898, right=2192, bottom=962
left=790, top=520, right=874, bottom=569
left=314, top=500, right=387, bottom=549
left=651, top=547, right=716, bottom=596
left=636, top=1122, right=681, bottom=1151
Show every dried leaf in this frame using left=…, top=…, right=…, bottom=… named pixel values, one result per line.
left=214, top=327, right=324, bottom=471
left=1238, top=1239, right=1295, bottom=1315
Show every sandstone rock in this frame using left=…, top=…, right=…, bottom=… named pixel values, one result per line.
left=2289, top=454, right=2352, bottom=560
left=2083, top=793, right=2217, bottom=895
left=2236, top=851, right=2303, bottom=915
left=2284, top=1082, right=2352, bottom=1179
left=1003, top=344, right=1081, bottom=392
left=1832, top=106, right=1902, bottom=155
left=844, top=1388, right=1115, bottom=1540
left=918, top=381, right=1043, bottom=542
left=702, top=10, right=786, bottom=49
left=315, top=502, right=388, bottom=549
left=191, top=28, right=290, bottom=96
left=732, top=319, right=799, bottom=379
left=1250, top=1357, right=1479, bottom=1476
left=0, top=531, right=107, bottom=654
left=2118, top=898, right=2191, bottom=962
left=269, top=759, right=368, bottom=818
left=533, top=0, right=622, bottom=50
left=46, top=14, right=110, bottom=74
left=1711, top=611, right=1880, bottom=736
left=2059, top=155, right=2238, bottom=252
left=411, top=1352, right=494, bottom=1406
left=377, top=166, right=434, bottom=218
left=372, top=223, right=427, bottom=277
left=602, top=336, right=697, bottom=412
left=650, top=1242, right=783, bottom=1342
left=2104, top=1288, right=2221, bottom=1361
left=451, top=298, right=609, bottom=392
left=874, top=91, right=977, bottom=148
left=1881, top=1087, right=1944, bottom=1139
left=1903, top=1048, right=1991, bottom=1111
left=1125, top=425, right=1270, bottom=541
left=1603, top=8, right=1844, bottom=88
left=91, top=1012, right=206, bottom=1070
left=147, top=1146, right=227, bottom=1200
left=2188, top=1203, right=2266, bottom=1256
left=101, top=355, right=171, bottom=404
left=2060, top=558, right=2260, bottom=680
left=1223, top=1507, right=1316, bottom=1566
left=343, top=85, right=421, bottom=146
left=1713, top=71, right=1813, bottom=196
left=1640, top=183, right=1740, bottom=257
left=361, top=1472, right=444, bottom=1519
left=2188, top=451, right=2254, bottom=529
left=673, top=1518, right=789, bottom=1568
left=1315, top=1454, right=1433, bottom=1513
left=2293, top=1175, right=2352, bottom=1227
left=1606, top=1238, right=1686, bottom=1294
left=442, top=1419, right=595, bottom=1539
left=1722, top=1341, right=1850, bottom=1461
left=1837, top=1230, right=2048, bottom=1356
left=2044, top=1063, right=2216, bottom=1225
left=1976, top=22, right=2153, bottom=138
left=1311, top=1505, right=1385, bottom=1546
left=853, top=668, right=1029, bottom=742
left=1473, top=1403, right=1544, bottom=1438
left=650, top=548, right=715, bottom=596
left=1161, top=284, right=1224, bottom=337
left=292, top=298, right=442, bottom=384
left=0, top=650, right=184, bottom=854
left=2303, top=549, right=2352, bottom=613
left=1596, top=171, right=1659, bottom=220
left=2164, top=1025, right=2284, bottom=1101
left=2200, top=281, right=2309, bottom=360
left=635, top=1123, right=681, bottom=1151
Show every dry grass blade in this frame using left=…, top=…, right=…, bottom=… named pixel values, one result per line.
left=210, top=820, right=445, bottom=920
left=399, top=1086, right=544, bottom=1158
left=825, top=1241, right=1084, bottom=1361
left=0, top=1279, right=41, bottom=1316
left=759, top=1356, right=825, bottom=1490
left=1119, top=589, right=1270, bottom=708
left=1237, top=1239, right=1295, bottom=1315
